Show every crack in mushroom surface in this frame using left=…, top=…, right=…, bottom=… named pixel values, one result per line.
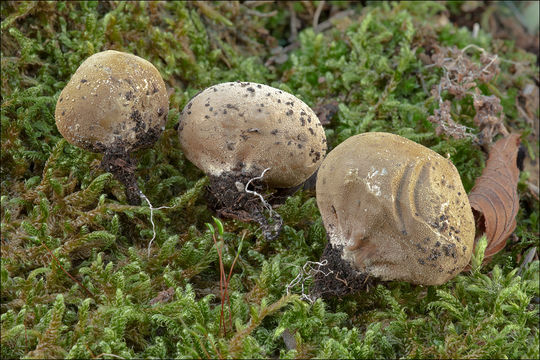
left=314, top=132, right=475, bottom=295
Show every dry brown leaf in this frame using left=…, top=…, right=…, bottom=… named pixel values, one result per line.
left=468, top=133, right=521, bottom=261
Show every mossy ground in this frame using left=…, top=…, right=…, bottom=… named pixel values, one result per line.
left=1, top=1, right=538, bottom=358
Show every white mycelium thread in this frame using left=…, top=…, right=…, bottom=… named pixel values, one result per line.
left=141, top=191, right=173, bottom=257
left=286, top=260, right=334, bottom=303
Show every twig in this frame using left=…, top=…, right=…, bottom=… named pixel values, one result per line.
left=517, top=247, right=537, bottom=276
left=245, top=8, right=278, bottom=17
left=243, top=0, right=274, bottom=7
left=461, top=43, right=529, bottom=66
left=315, top=9, right=355, bottom=32
left=313, top=1, right=325, bottom=32
left=94, top=354, right=126, bottom=360
left=288, top=2, right=299, bottom=42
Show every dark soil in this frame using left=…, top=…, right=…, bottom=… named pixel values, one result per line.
left=311, top=243, right=374, bottom=299
left=206, top=171, right=283, bottom=240
left=95, top=123, right=164, bottom=206
left=101, top=152, right=141, bottom=205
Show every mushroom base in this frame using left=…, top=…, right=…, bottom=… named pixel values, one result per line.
left=206, top=171, right=283, bottom=240
left=311, top=243, right=374, bottom=299
left=101, top=152, right=141, bottom=205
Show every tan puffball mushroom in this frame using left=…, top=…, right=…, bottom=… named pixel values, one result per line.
left=178, top=81, right=327, bottom=238
left=179, top=81, right=326, bottom=188
left=55, top=50, right=169, bottom=204
left=312, top=132, right=475, bottom=297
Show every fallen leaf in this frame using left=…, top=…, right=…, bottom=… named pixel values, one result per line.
left=468, top=133, right=521, bottom=262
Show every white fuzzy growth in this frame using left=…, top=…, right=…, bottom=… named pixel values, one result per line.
left=141, top=191, right=173, bottom=257
left=364, top=166, right=387, bottom=197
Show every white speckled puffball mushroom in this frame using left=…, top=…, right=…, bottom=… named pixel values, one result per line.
left=178, top=82, right=327, bottom=188
left=55, top=50, right=168, bottom=154
left=55, top=50, right=169, bottom=205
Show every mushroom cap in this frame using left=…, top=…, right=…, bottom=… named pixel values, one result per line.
left=178, top=82, right=327, bottom=188
left=55, top=50, right=169, bottom=154
left=316, top=132, right=475, bottom=285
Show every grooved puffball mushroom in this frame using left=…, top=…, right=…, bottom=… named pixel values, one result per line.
left=55, top=50, right=169, bottom=204
left=312, top=132, right=475, bottom=297
left=178, top=82, right=327, bottom=238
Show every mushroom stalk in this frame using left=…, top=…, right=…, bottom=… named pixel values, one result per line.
left=100, top=152, right=141, bottom=205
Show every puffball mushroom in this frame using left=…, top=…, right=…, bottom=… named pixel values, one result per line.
left=178, top=81, right=327, bottom=238
left=312, top=132, right=475, bottom=297
left=55, top=50, right=169, bottom=205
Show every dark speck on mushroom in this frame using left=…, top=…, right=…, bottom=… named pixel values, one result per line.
left=286, top=110, right=293, bottom=116
left=80, top=79, right=87, bottom=83
left=247, top=87, right=255, bottom=92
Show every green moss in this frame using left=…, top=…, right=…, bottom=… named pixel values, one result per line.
left=1, top=1, right=538, bottom=358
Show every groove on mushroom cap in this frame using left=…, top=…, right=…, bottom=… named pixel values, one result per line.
left=316, top=132, right=475, bottom=285
left=178, top=82, right=327, bottom=188
left=55, top=50, right=169, bottom=153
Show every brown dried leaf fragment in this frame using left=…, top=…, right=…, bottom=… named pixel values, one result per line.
left=468, top=133, right=521, bottom=261
left=150, top=287, right=175, bottom=306
left=427, top=44, right=505, bottom=143
left=473, top=89, right=509, bottom=147
left=428, top=99, right=474, bottom=139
